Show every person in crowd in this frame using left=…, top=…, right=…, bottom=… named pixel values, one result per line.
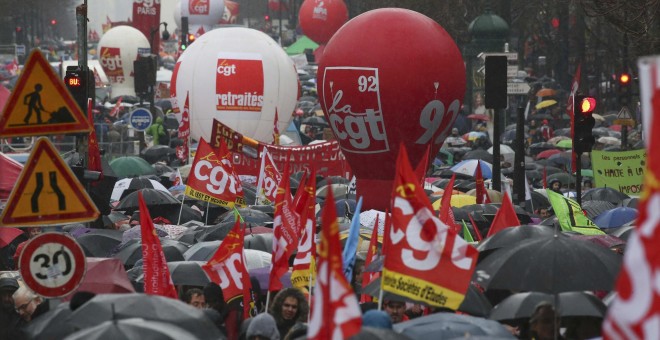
left=548, top=179, right=562, bottom=194
left=203, top=282, right=228, bottom=335
left=146, top=116, right=168, bottom=146
left=404, top=304, right=424, bottom=319
left=382, top=299, right=407, bottom=324
left=13, top=227, right=43, bottom=270
left=528, top=302, right=563, bottom=340
left=0, top=277, right=22, bottom=339
left=539, top=119, right=554, bottom=141
left=13, top=286, right=48, bottom=322
left=246, top=313, right=280, bottom=340
left=69, top=291, right=96, bottom=311
left=269, top=288, right=308, bottom=339
left=362, top=309, right=393, bottom=329
left=183, top=288, right=206, bottom=309
left=582, top=179, right=593, bottom=192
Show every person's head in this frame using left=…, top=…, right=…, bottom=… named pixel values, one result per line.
left=203, top=282, right=225, bottom=313
left=582, top=179, right=593, bottom=190
left=362, top=309, right=393, bottom=329
left=27, top=227, right=42, bottom=239
left=538, top=207, right=552, bottom=219
left=269, top=288, right=308, bottom=324
left=383, top=300, right=406, bottom=324
left=451, top=127, right=459, bottom=136
left=529, top=302, right=559, bottom=340
left=13, top=286, right=42, bottom=321
left=246, top=313, right=280, bottom=340
left=542, top=119, right=549, bottom=126
left=549, top=179, right=562, bottom=192
left=184, top=288, right=206, bottom=309
left=0, top=277, right=19, bottom=312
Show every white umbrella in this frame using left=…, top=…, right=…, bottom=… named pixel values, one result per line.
left=488, top=145, right=515, bottom=163
left=111, top=178, right=170, bottom=202
left=450, top=159, right=493, bottom=178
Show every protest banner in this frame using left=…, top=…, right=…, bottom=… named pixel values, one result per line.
left=592, top=149, right=646, bottom=196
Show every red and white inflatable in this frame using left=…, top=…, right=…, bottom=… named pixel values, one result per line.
left=298, top=0, right=348, bottom=45
left=174, top=0, right=225, bottom=36
left=97, top=26, right=151, bottom=97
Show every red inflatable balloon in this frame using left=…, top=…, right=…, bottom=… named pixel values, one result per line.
left=318, top=8, right=466, bottom=210
left=298, top=0, right=348, bottom=45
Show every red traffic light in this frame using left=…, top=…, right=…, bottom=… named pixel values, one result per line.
left=579, top=97, right=597, bottom=115
left=50, top=19, right=57, bottom=25
left=264, top=15, right=271, bottom=21
left=619, top=73, right=631, bottom=85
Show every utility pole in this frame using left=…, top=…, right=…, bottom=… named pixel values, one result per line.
left=76, top=1, right=89, bottom=169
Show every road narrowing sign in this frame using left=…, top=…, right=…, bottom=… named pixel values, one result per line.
left=0, top=49, right=91, bottom=138
left=18, top=232, right=86, bottom=298
left=0, top=137, right=100, bottom=226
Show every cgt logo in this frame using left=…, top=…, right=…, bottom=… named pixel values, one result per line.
left=100, top=47, right=123, bottom=74
left=189, top=0, right=209, bottom=15
left=217, top=61, right=237, bottom=76
left=324, top=67, right=388, bottom=154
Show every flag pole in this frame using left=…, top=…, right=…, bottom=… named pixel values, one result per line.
left=265, top=291, right=271, bottom=313
left=205, top=203, right=210, bottom=225
left=177, top=195, right=185, bottom=225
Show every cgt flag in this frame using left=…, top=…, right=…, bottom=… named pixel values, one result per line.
left=202, top=220, right=250, bottom=303
left=185, top=138, right=246, bottom=208
left=291, top=169, right=317, bottom=291
left=383, top=145, right=478, bottom=309
left=176, top=93, right=191, bottom=165
left=307, top=182, right=361, bottom=340
left=255, top=148, right=282, bottom=205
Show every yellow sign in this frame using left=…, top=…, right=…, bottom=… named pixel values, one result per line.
left=0, top=138, right=99, bottom=226
left=0, top=50, right=91, bottom=138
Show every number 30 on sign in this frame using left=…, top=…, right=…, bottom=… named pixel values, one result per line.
left=18, top=233, right=86, bottom=298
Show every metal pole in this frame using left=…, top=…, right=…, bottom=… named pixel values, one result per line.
left=492, top=108, right=502, bottom=191
left=76, top=1, right=89, bottom=169
left=576, top=152, right=582, bottom=206
left=513, top=105, right=526, bottom=205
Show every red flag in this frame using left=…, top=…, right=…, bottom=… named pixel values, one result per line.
left=602, top=88, right=660, bottom=339
left=468, top=213, right=483, bottom=242
left=360, top=214, right=380, bottom=303
left=439, top=174, right=460, bottom=233
left=414, top=144, right=430, bottom=185
left=291, top=170, right=317, bottom=292
left=87, top=99, right=103, bottom=178
left=269, top=158, right=299, bottom=291
left=475, top=160, right=490, bottom=204
left=196, top=25, right=205, bottom=36
left=308, top=181, right=361, bottom=340
left=255, top=148, right=282, bottom=205
left=486, top=192, right=521, bottom=237
left=185, top=139, right=246, bottom=208
left=176, top=93, right=191, bottom=165
left=567, top=64, right=581, bottom=172
left=383, top=146, right=477, bottom=309
left=108, top=96, right=122, bottom=117
left=139, top=192, right=178, bottom=299
left=203, top=220, right=249, bottom=302
left=292, top=170, right=309, bottom=216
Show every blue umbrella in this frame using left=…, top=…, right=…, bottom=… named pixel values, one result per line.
left=594, top=207, right=638, bottom=229
left=450, top=159, right=493, bottom=179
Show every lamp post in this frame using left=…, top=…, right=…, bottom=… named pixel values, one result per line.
left=150, top=22, right=170, bottom=55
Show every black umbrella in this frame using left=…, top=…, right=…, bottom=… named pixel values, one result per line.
left=529, top=142, right=557, bottom=155
left=476, top=225, right=562, bottom=254
left=135, top=261, right=210, bottom=287
left=162, top=114, right=179, bottom=130
left=546, top=171, right=575, bottom=186
left=113, top=238, right=189, bottom=266
left=607, top=225, right=634, bottom=241
left=155, top=99, right=173, bottom=112
left=489, top=291, right=607, bottom=321
left=474, top=236, right=622, bottom=293
left=195, top=221, right=236, bottom=242
left=393, top=312, right=515, bottom=338
left=622, top=197, right=639, bottom=209
left=219, top=208, right=273, bottom=225
left=151, top=204, right=203, bottom=225
left=74, top=229, right=124, bottom=258
left=64, top=318, right=201, bottom=340
left=114, top=188, right=181, bottom=213
left=24, top=303, right=74, bottom=340
left=528, top=191, right=550, bottom=210
left=582, top=200, right=617, bottom=219
left=244, top=233, right=274, bottom=253
left=547, top=153, right=573, bottom=169
left=302, top=116, right=329, bottom=127
left=527, top=113, right=553, bottom=121
left=152, top=163, right=176, bottom=176
left=554, top=128, right=571, bottom=137
left=463, top=149, right=494, bottom=163
left=140, top=145, right=176, bottom=164
left=350, top=327, right=413, bottom=340
left=453, top=179, right=476, bottom=192
left=68, top=293, right=222, bottom=339
left=582, top=187, right=630, bottom=205
left=183, top=240, right=221, bottom=261
left=317, top=176, right=350, bottom=188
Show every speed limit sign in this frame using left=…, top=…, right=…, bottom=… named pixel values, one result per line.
left=18, top=233, right=86, bottom=298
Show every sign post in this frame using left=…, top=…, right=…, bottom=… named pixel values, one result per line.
left=18, top=233, right=86, bottom=298
left=129, top=107, right=153, bottom=131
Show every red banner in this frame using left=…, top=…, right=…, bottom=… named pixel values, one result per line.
left=203, top=220, right=248, bottom=302
left=255, top=148, right=281, bottom=205
left=139, top=191, right=178, bottom=299
left=291, top=170, right=317, bottom=291
left=186, top=139, right=246, bottom=207
left=269, top=161, right=299, bottom=292
left=99, top=47, right=125, bottom=84
left=176, top=93, right=191, bottom=165
left=210, top=119, right=351, bottom=178
left=131, top=0, right=161, bottom=53
left=383, top=146, right=477, bottom=309
left=216, top=54, right=264, bottom=112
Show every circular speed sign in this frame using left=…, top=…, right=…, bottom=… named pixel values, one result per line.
left=18, top=232, right=86, bottom=298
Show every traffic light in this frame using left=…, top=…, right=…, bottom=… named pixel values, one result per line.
left=187, top=33, right=195, bottom=45
left=64, top=66, right=95, bottom=113
left=618, top=72, right=632, bottom=107
left=573, top=94, right=597, bottom=154
left=264, top=15, right=271, bottom=22
left=50, top=19, right=57, bottom=25
left=180, top=16, right=189, bottom=50
left=134, top=55, right=157, bottom=96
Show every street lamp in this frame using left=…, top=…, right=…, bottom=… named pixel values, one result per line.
left=150, top=22, right=170, bottom=55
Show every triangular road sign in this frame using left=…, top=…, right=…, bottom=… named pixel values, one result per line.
left=0, top=50, right=91, bottom=138
left=0, top=138, right=99, bottom=227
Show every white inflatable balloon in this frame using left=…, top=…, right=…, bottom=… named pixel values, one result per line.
left=97, top=26, right=150, bottom=97
left=174, top=0, right=225, bottom=34
left=171, top=27, right=298, bottom=143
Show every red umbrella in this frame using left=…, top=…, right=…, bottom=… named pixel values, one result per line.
left=467, top=114, right=490, bottom=121
left=609, top=124, right=622, bottom=132
left=0, top=228, right=24, bottom=248
left=536, top=149, right=562, bottom=159
left=62, top=257, right=135, bottom=300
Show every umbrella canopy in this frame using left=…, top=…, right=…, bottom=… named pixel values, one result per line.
left=73, top=229, right=124, bottom=258
left=110, top=157, right=157, bottom=179
left=24, top=303, right=74, bottom=340
left=140, top=145, right=176, bottom=164
left=465, top=189, right=503, bottom=203
left=113, top=238, right=188, bottom=267
left=249, top=266, right=292, bottom=293
left=111, top=178, right=170, bottom=202
left=244, top=233, right=274, bottom=253
left=566, top=233, right=626, bottom=249
left=394, top=313, right=515, bottom=338
left=133, top=261, right=210, bottom=287
left=0, top=227, right=25, bottom=248
left=556, top=139, right=573, bottom=149
left=594, top=207, right=638, bottom=229
left=153, top=163, right=175, bottom=176
left=529, top=142, right=557, bottom=155
left=535, top=99, right=558, bottom=110
left=302, top=116, right=328, bottom=127
left=536, top=88, right=557, bottom=97
left=64, top=317, right=201, bottom=340
left=218, top=208, right=273, bottom=225
left=432, top=194, right=477, bottom=209
left=546, top=172, right=575, bottom=187
left=450, top=160, right=493, bottom=179
left=462, top=131, right=487, bottom=141
left=476, top=225, right=561, bottom=254
left=474, top=235, right=622, bottom=293
left=114, top=188, right=180, bottom=212
left=68, top=293, right=222, bottom=339
left=582, top=187, right=630, bottom=205
left=489, top=291, right=607, bottom=321
left=536, top=149, right=562, bottom=160
left=463, top=149, right=494, bottom=163
left=64, top=257, right=135, bottom=298
left=178, top=164, right=192, bottom=178
left=184, top=241, right=272, bottom=269
left=467, top=113, right=490, bottom=121
left=582, top=200, right=617, bottom=219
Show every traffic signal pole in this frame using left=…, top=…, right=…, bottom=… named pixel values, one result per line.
left=75, top=1, right=89, bottom=169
